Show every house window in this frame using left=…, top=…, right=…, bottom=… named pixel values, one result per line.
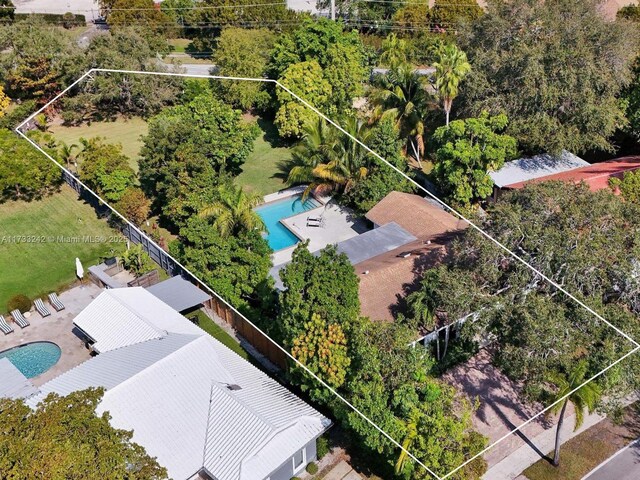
left=293, top=447, right=305, bottom=472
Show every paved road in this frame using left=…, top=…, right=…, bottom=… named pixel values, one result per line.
left=584, top=439, right=640, bottom=480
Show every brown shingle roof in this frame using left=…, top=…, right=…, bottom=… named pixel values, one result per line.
left=365, top=192, right=467, bottom=239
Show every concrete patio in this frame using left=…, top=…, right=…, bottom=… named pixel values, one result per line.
left=0, top=283, right=102, bottom=386
left=272, top=201, right=369, bottom=266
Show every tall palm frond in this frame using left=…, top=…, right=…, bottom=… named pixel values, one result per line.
left=199, top=184, right=265, bottom=237
left=432, top=44, right=471, bottom=125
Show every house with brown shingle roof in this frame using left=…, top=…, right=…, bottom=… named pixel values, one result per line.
left=357, top=192, right=467, bottom=322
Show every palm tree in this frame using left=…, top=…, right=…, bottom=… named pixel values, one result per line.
left=432, top=44, right=471, bottom=126
left=199, top=184, right=265, bottom=237
left=286, top=117, right=371, bottom=200
left=380, top=33, right=410, bottom=68
left=58, top=141, right=78, bottom=170
left=369, top=63, right=432, bottom=165
left=548, top=361, right=601, bottom=467
left=395, top=408, right=420, bottom=475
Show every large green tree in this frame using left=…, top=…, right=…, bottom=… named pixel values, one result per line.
left=198, top=183, right=265, bottom=238
left=0, top=18, right=80, bottom=103
left=213, top=27, right=276, bottom=111
left=0, top=388, right=167, bottom=479
left=61, top=29, right=178, bottom=123
left=344, top=117, right=414, bottom=213
left=276, top=242, right=360, bottom=345
left=275, top=60, right=332, bottom=139
left=0, top=129, right=61, bottom=201
left=77, top=137, right=137, bottom=203
left=343, top=320, right=487, bottom=479
left=139, top=94, right=258, bottom=227
left=269, top=18, right=367, bottom=133
left=170, top=216, right=272, bottom=309
left=415, top=182, right=640, bottom=403
left=460, top=0, right=638, bottom=154
left=431, top=113, right=517, bottom=206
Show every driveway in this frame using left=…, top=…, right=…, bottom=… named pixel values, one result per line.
left=584, top=439, right=640, bottom=480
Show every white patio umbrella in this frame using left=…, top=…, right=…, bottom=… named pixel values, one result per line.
left=75, top=257, right=84, bottom=279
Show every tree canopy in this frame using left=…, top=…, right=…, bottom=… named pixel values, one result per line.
left=61, top=29, right=179, bottom=123
left=413, top=182, right=640, bottom=403
left=213, top=27, right=276, bottom=111
left=78, top=137, right=136, bottom=203
left=139, top=93, right=258, bottom=227
left=0, top=388, right=167, bottom=479
left=0, top=129, right=61, bottom=202
left=431, top=113, right=517, bottom=206
left=460, top=0, right=639, bottom=154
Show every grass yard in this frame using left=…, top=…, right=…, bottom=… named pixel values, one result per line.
left=0, top=186, right=124, bottom=312
left=186, top=309, right=250, bottom=360
left=48, top=117, right=148, bottom=172
left=236, top=118, right=292, bottom=197
left=523, top=402, right=640, bottom=480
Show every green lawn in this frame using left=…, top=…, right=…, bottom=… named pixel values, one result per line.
left=48, top=117, right=148, bottom=173
left=236, top=118, right=292, bottom=196
left=168, top=38, right=191, bottom=54
left=186, top=310, right=250, bottom=360
left=0, top=186, right=124, bottom=312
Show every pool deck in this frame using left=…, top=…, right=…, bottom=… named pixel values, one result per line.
left=272, top=201, right=369, bottom=266
left=0, top=283, right=101, bottom=387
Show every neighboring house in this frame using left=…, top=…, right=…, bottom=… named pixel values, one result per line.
left=27, top=288, right=331, bottom=480
left=498, top=156, right=640, bottom=192
left=357, top=192, right=467, bottom=322
left=489, top=150, right=589, bottom=196
left=13, top=0, right=101, bottom=19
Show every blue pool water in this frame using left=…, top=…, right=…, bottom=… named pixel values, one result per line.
left=255, top=195, right=320, bottom=250
left=0, top=341, right=61, bottom=378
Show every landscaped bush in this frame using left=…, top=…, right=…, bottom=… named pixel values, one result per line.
left=7, top=294, right=31, bottom=313
left=316, top=435, right=330, bottom=459
left=305, top=462, right=319, bottom=474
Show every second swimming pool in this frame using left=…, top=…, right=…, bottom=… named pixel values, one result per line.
left=255, top=195, right=320, bottom=251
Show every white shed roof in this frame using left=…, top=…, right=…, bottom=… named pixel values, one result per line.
left=32, top=291, right=330, bottom=480
left=73, top=287, right=203, bottom=353
left=0, top=358, right=38, bottom=400
left=489, top=150, right=589, bottom=188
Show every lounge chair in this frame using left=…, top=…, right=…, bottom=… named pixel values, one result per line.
left=11, top=310, right=29, bottom=328
left=0, top=316, right=13, bottom=335
left=34, top=298, right=51, bottom=317
left=48, top=293, right=65, bottom=311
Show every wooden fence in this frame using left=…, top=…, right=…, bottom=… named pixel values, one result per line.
left=205, top=296, right=289, bottom=370
left=63, top=173, right=288, bottom=371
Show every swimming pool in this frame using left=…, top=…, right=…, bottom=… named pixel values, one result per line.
left=255, top=195, right=320, bottom=250
left=0, top=341, right=62, bottom=378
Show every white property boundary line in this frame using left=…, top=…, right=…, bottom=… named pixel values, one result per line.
left=15, top=68, right=640, bottom=480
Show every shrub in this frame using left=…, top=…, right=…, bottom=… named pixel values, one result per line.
left=7, top=294, right=31, bottom=313
left=316, top=435, right=330, bottom=459
left=305, top=462, right=319, bottom=475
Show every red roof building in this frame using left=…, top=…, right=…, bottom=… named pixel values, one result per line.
left=505, top=156, right=640, bottom=192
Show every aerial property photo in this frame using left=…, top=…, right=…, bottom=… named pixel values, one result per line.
left=1, top=1, right=640, bottom=480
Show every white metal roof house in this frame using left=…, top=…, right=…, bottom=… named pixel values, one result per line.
left=29, top=288, right=331, bottom=480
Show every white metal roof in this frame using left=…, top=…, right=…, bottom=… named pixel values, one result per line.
left=32, top=291, right=330, bottom=480
left=489, top=150, right=589, bottom=188
left=0, top=358, right=38, bottom=400
left=73, top=287, right=203, bottom=353
left=146, top=276, right=212, bottom=312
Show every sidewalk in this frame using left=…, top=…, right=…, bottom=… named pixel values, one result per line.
left=484, top=393, right=638, bottom=480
